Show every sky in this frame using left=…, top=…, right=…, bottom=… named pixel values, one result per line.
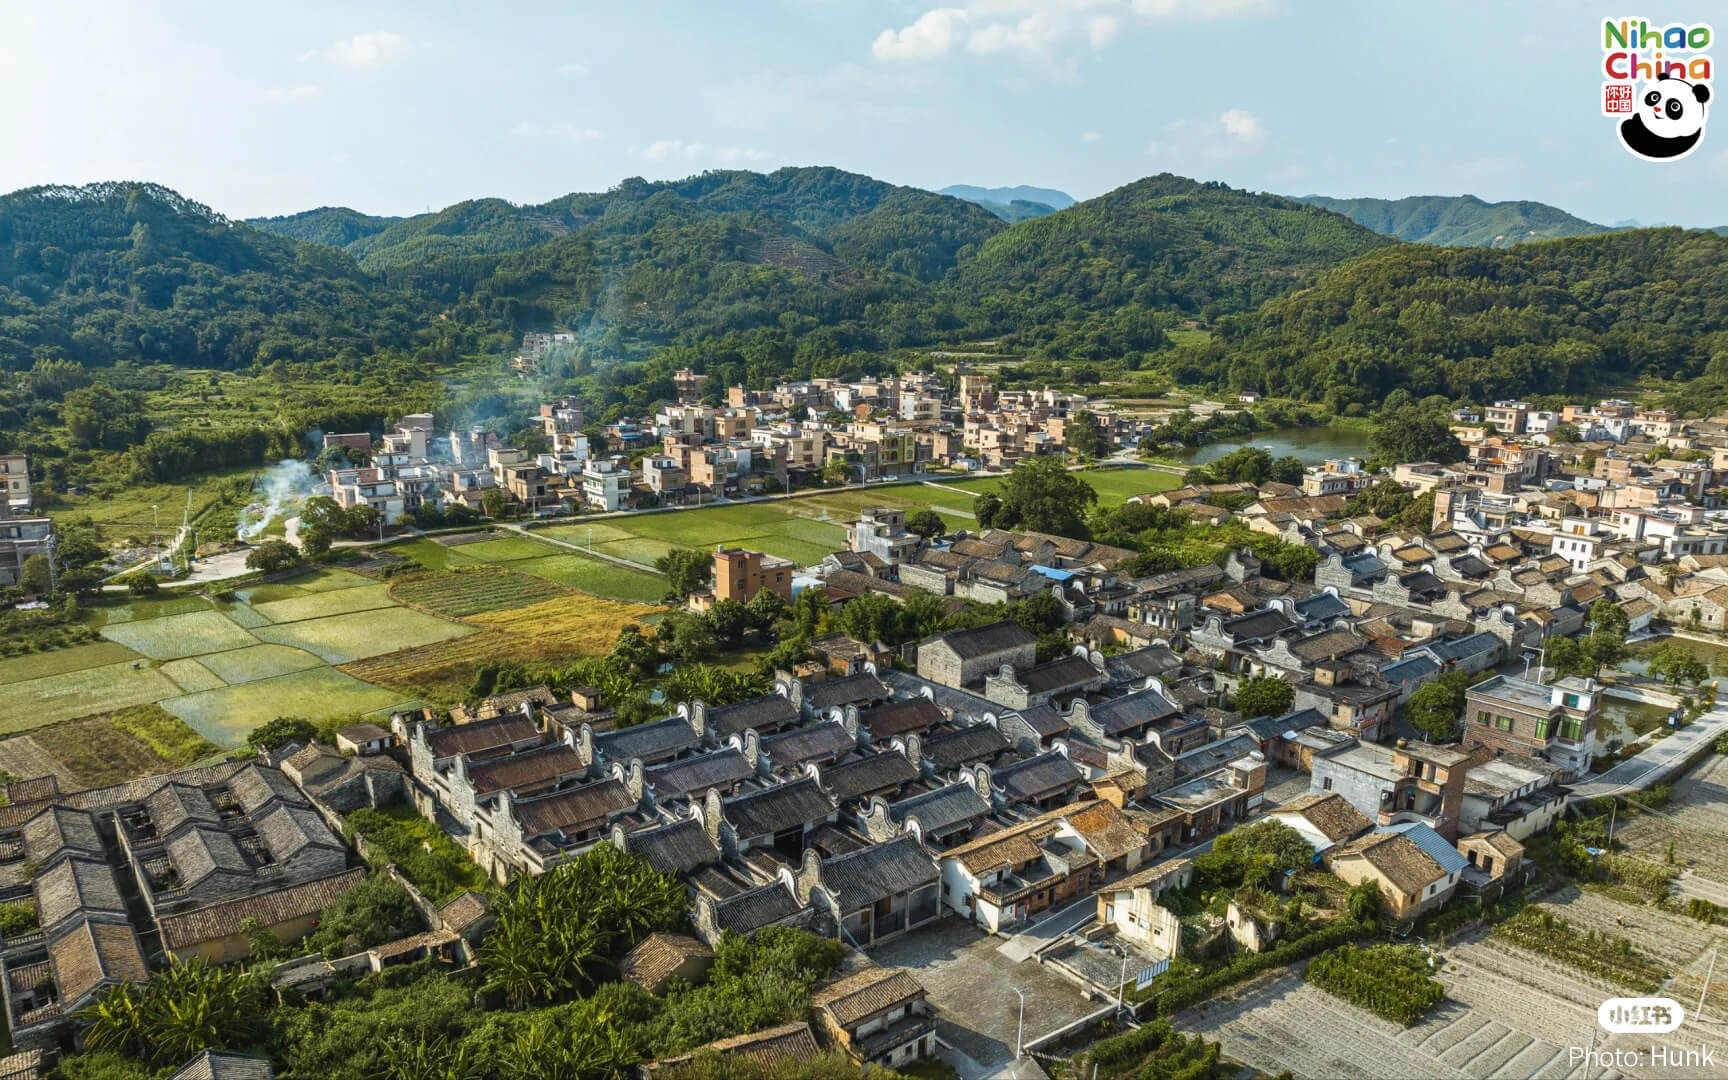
left=1, top=0, right=1724, bottom=226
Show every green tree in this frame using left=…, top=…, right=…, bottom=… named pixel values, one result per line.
left=705, top=597, right=751, bottom=647
left=1066, top=410, right=1107, bottom=458
left=1543, top=636, right=1595, bottom=680
left=1235, top=676, right=1294, bottom=719
left=822, top=460, right=852, bottom=487
left=481, top=488, right=509, bottom=521
left=973, top=493, right=1003, bottom=529
left=657, top=548, right=712, bottom=598
left=299, top=525, right=334, bottom=560
left=1644, top=643, right=1710, bottom=689
left=61, top=385, right=151, bottom=451
left=1370, top=406, right=1466, bottom=466
left=122, top=573, right=159, bottom=597
left=1588, top=599, right=1630, bottom=638
left=18, top=554, right=52, bottom=594
left=245, top=538, right=301, bottom=572
left=656, top=612, right=716, bottom=663
left=246, top=716, right=318, bottom=752
left=991, top=455, right=1098, bottom=538
left=904, top=507, right=946, bottom=539
left=838, top=591, right=909, bottom=646
left=1406, top=681, right=1463, bottom=741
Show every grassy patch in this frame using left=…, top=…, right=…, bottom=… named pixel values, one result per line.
left=446, top=536, right=562, bottom=563
left=509, top=554, right=669, bottom=603
left=389, top=567, right=572, bottom=617
left=108, top=703, right=221, bottom=766
left=0, top=641, right=142, bottom=684
left=160, top=666, right=413, bottom=747
left=0, top=661, right=184, bottom=732
left=289, top=568, right=379, bottom=592
left=1493, top=907, right=1665, bottom=992
left=159, top=658, right=227, bottom=694
left=250, top=584, right=397, bottom=624
left=18, top=709, right=200, bottom=787
left=340, top=628, right=532, bottom=700
left=251, top=607, right=474, bottom=664
left=195, top=643, right=329, bottom=684
left=212, top=599, right=272, bottom=629
left=44, top=464, right=263, bottom=538
left=98, top=610, right=259, bottom=660
left=79, top=594, right=213, bottom=626
left=346, top=804, right=490, bottom=902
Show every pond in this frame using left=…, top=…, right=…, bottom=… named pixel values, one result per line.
left=1173, top=425, right=1374, bottom=466
left=1615, top=636, right=1728, bottom=689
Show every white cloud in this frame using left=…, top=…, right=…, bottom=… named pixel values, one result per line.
left=557, top=61, right=587, bottom=77
left=873, top=8, right=968, bottom=61
left=511, top=120, right=602, bottom=141
left=873, top=0, right=1272, bottom=63
left=267, top=84, right=320, bottom=101
left=324, top=31, right=405, bottom=69
left=633, top=140, right=771, bottom=164
left=1220, top=108, right=1263, bottom=140
left=1081, top=130, right=1101, bottom=143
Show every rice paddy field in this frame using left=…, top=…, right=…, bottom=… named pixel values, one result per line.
left=387, top=535, right=669, bottom=604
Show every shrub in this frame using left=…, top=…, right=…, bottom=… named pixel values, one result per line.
left=1072, top=1020, right=1227, bottom=1080
left=346, top=806, right=490, bottom=903
left=1308, top=944, right=1444, bottom=1025
left=1154, top=921, right=1374, bottom=1017
left=121, top=573, right=159, bottom=597
left=1493, top=908, right=1664, bottom=992
left=246, top=538, right=302, bottom=573
left=0, top=901, right=38, bottom=939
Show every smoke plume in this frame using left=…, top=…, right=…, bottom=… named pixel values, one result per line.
left=238, top=460, right=324, bottom=540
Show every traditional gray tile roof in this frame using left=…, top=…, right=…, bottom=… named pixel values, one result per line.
left=513, top=780, right=634, bottom=837
left=49, top=918, right=149, bottom=1010
left=1293, top=592, right=1351, bottom=622
left=889, top=783, right=990, bottom=836
left=818, top=753, right=918, bottom=802
left=859, top=698, right=945, bottom=740
left=424, top=714, right=538, bottom=759
left=646, top=750, right=755, bottom=800
left=710, top=880, right=805, bottom=934
left=156, top=867, right=366, bottom=952
left=227, top=764, right=304, bottom=814
left=707, top=694, right=800, bottom=737
left=593, top=717, right=701, bottom=762
left=1010, top=704, right=1068, bottom=738
left=35, top=857, right=126, bottom=931
left=1222, top=608, right=1296, bottom=641
left=928, top=620, right=1036, bottom=660
left=992, top=750, right=1082, bottom=803
left=466, top=743, right=583, bottom=797
left=801, top=672, right=892, bottom=712
left=1018, top=655, right=1102, bottom=695
left=168, top=1050, right=277, bottom=1080
left=819, top=834, right=937, bottom=910
left=1087, top=687, right=1179, bottom=735
left=627, top=816, right=721, bottom=874
left=144, top=783, right=221, bottom=837
left=1103, top=646, right=1182, bottom=684
left=921, top=724, right=1012, bottom=771
left=722, top=778, right=835, bottom=838
left=167, top=825, right=252, bottom=893
left=255, top=803, right=344, bottom=866
left=23, top=805, right=103, bottom=865
left=760, top=723, right=856, bottom=768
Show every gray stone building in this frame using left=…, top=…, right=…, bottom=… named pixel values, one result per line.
left=915, top=621, right=1036, bottom=688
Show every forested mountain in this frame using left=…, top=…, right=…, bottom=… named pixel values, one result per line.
left=246, top=206, right=401, bottom=248
left=1182, top=228, right=1728, bottom=410
left=970, top=199, right=1059, bottom=223
left=0, top=183, right=435, bottom=372
left=1294, top=194, right=1613, bottom=247
left=940, top=184, right=1075, bottom=209
left=949, top=174, right=1396, bottom=361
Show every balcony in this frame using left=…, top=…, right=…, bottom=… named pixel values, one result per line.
left=853, top=1004, right=937, bottom=1062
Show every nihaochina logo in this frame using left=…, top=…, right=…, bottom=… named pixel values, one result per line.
left=1602, top=17, right=1713, bottom=161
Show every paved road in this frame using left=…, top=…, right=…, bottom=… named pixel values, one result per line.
left=1570, top=703, right=1728, bottom=799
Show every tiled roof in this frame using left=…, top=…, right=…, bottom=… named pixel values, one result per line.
left=619, top=931, right=713, bottom=990
left=1009, top=704, right=1068, bottom=738
left=626, top=817, right=721, bottom=874
left=710, top=881, right=805, bottom=934
left=594, top=717, right=701, bottom=762
left=646, top=751, right=755, bottom=800
left=818, top=835, right=937, bottom=908
left=23, top=805, right=103, bottom=864
left=888, top=784, right=990, bottom=835
left=465, top=743, right=583, bottom=796
left=35, top=857, right=126, bottom=930
left=698, top=1021, right=821, bottom=1068
left=722, top=778, right=834, bottom=838
left=1332, top=832, right=1444, bottom=897
left=706, top=694, right=799, bottom=737
left=801, top=672, right=892, bottom=711
left=424, top=714, right=538, bottom=758
left=1275, top=793, right=1371, bottom=842
left=921, top=724, right=1011, bottom=771
left=435, top=891, right=491, bottom=933
left=1049, top=800, right=1144, bottom=861
left=760, top=723, right=856, bottom=768
left=992, top=750, right=1081, bottom=803
left=928, top=620, right=1036, bottom=660
left=168, top=1051, right=277, bottom=1080
left=1377, top=822, right=1470, bottom=875
left=819, top=753, right=918, bottom=802
left=512, top=779, right=634, bottom=836
left=49, top=918, right=149, bottom=1007
left=812, top=966, right=927, bottom=1028
left=1087, top=687, right=1179, bottom=735
left=1017, top=655, right=1101, bottom=695
left=157, top=868, right=366, bottom=951
left=941, top=820, right=1059, bottom=874
left=227, top=763, right=307, bottom=814
left=859, top=698, right=945, bottom=740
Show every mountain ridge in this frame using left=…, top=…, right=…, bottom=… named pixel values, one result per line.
left=1294, top=193, right=1614, bottom=247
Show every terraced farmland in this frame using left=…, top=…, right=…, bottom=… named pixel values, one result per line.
left=389, top=566, right=571, bottom=617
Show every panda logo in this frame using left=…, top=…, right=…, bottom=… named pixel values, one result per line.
left=1618, top=73, right=1710, bottom=161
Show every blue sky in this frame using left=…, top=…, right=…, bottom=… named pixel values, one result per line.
left=1, top=0, right=1723, bottom=225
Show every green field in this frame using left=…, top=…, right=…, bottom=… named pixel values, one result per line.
left=160, top=658, right=227, bottom=694
left=161, top=666, right=414, bottom=746
left=81, top=594, right=214, bottom=626
left=0, top=641, right=141, bottom=682
left=504, top=554, right=668, bottom=602
left=251, top=584, right=397, bottom=624
left=252, top=607, right=474, bottom=664
left=98, top=610, right=261, bottom=660
left=389, top=567, right=571, bottom=617
left=449, top=536, right=567, bottom=563
left=0, top=661, right=186, bottom=732
left=195, top=643, right=327, bottom=684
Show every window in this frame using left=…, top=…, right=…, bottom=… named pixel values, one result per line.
left=1561, top=717, right=1583, bottom=741
left=1476, top=711, right=1491, bottom=726
left=1564, top=693, right=1580, bottom=708
left=1534, top=716, right=1550, bottom=740
left=1322, top=777, right=1333, bottom=791
left=1496, top=715, right=1513, bottom=731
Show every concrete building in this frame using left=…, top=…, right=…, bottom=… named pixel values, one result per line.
left=581, top=456, right=629, bottom=512
left=847, top=507, right=921, bottom=566
left=714, top=547, right=794, bottom=605
left=1463, top=675, right=1599, bottom=778
left=0, top=517, right=52, bottom=589
left=0, top=455, right=30, bottom=516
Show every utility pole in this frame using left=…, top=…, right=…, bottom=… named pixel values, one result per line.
left=1700, top=948, right=1717, bottom=1022
left=1113, top=943, right=1128, bottom=1015
left=1607, top=798, right=1618, bottom=849
left=1012, top=986, right=1028, bottom=1059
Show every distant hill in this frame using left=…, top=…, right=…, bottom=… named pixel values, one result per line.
left=940, top=184, right=1075, bottom=212
left=1294, top=194, right=1613, bottom=247
left=968, top=198, right=1059, bottom=223
left=950, top=173, right=1395, bottom=357
left=247, top=206, right=400, bottom=248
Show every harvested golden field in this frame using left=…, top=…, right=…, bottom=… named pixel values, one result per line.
left=340, top=628, right=531, bottom=686
left=467, top=593, right=662, bottom=653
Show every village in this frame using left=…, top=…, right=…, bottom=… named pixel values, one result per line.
left=3, top=367, right=1728, bottom=1079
